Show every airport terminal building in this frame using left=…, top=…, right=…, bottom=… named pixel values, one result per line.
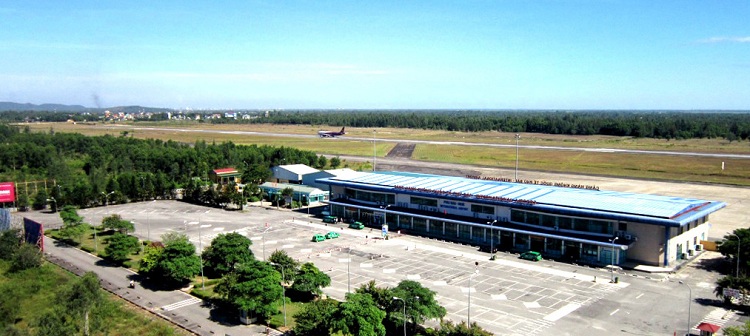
left=317, top=171, right=725, bottom=267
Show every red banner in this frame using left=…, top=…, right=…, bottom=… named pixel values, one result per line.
left=0, top=182, right=15, bottom=203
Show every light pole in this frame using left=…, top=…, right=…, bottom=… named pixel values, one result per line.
left=392, top=296, right=406, bottom=336
left=487, top=220, right=497, bottom=259
left=514, top=134, right=521, bottom=181
left=730, top=233, right=741, bottom=277
left=198, top=223, right=211, bottom=290
left=270, top=262, right=287, bottom=327
left=97, top=191, right=115, bottom=254
left=373, top=130, right=377, bottom=172
left=468, top=268, right=479, bottom=325
left=679, top=280, right=692, bottom=336
left=347, top=247, right=352, bottom=294
left=610, top=237, right=619, bottom=283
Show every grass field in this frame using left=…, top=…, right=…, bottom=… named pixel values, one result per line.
left=20, top=121, right=750, bottom=186
left=0, top=259, right=190, bottom=335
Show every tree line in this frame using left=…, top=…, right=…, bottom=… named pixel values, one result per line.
left=218, top=110, right=750, bottom=141
left=0, top=124, right=334, bottom=210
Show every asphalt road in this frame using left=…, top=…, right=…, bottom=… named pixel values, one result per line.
left=26, top=201, right=746, bottom=336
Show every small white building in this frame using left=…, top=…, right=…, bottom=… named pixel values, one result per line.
left=271, top=164, right=320, bottom=184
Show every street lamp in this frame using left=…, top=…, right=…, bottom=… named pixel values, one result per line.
left=487, top=220, right=497, bottom=259
left=392, top=296, right=406, bottom=336
left=198, top=223, right=211, bottom=290
left=610, top=237, right=619, bottom=283
left=96, top=191, right=115, bottom=255
left=373, top=130, right=377, bottom=172
left=515, top=134, right=521, bottom=181
left=270, top=262, right=287, bottom=327
left=679, top=281, right=692, bottom=336
left=347, top=247, right=352, bottom=294
left=730, top=233, right=741, bottom=277
left=468, top=267, right=479, bottom=325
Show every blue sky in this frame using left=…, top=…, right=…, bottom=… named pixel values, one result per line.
left=1, top=1, right=748, bottom=110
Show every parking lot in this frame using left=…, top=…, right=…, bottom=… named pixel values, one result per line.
left=68, top=200, right=738, bottom=336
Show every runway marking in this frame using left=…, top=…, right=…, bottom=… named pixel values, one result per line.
left=161, top=298, right=202, bottom=311
left=610, top=309, right=620, bottom=316
left=635, top=293, right=644, bottom=299
left=543, top=303, right=581, bottom=322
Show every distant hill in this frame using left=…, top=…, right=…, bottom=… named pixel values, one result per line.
left=0, top=102, right=174, bottom=113
left=0, top=101, right=88, bottom=111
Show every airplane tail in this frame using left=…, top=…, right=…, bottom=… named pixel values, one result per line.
left=341, top=127, right=346, bottom=134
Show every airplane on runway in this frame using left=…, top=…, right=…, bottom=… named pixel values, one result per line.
left=318, top=127, right=346, bottom=138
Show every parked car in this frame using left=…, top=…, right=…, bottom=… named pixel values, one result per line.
left=326, top=231, right=340, bottom=239
left=519, top=251, right=542, bottom=261
left=312, top=234, right=326, bottom=242
left=348, top=222, right=365, bottom=230
left=323, top=215, right=337, bottom=223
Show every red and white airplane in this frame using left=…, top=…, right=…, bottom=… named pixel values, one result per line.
left=318, top=127, right=346, bottom=138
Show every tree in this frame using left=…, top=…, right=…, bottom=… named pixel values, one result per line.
left=58, top=272, right=105, bottom=335
left=215, top=260, right=282, bottom=320
left=268, top=250, right=299, bottom=283
left=104, top=233, right=140, bottom=264
left=718, top=229, right=750, bottom=276
left=138, top=244, right=164, bottom=274
left=141, top=235, right=201, bottom=286
left=9, top=243, right=43, bottom=272
left=202, top=232, right=254, bottom=277
left=356, top=280, right=393, bottom=309
left=59, top=205, right=83, bottom=226
left=426, top=321, right=493, bottom=336
left=100, top=214, right=134, bottom=234
left=391, top=280, right=446, bottom=329
left=291, top=262, right=331, bottom=298
left=330, top=156, right=341, bottom=169
left=293, top=298, right=338, bottom=336
left=32, top=189, right=49, bottom=211
left=0, top=228, right=22, bottom=260
left=58, top=222, right=88, bottom=245
left=331, top=292, right=386, bottom=336
left=725, top=320, right=750, bottom=336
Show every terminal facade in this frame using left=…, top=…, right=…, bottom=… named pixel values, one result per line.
left=317, top=171, right=725, bottom=267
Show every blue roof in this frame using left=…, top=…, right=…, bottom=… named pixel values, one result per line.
left=317, top=171, right=726, bottom=227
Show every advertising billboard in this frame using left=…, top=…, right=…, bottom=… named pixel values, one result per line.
left=0, top=182, right=15, bottom=203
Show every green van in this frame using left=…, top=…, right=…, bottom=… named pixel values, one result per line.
left=348, top=222, right=365, bottom=230
left=519, top=251, right=542, bottom=261
left=323, top=215, right=337, bottom=223
left=312, top=234, right=326, bottom=242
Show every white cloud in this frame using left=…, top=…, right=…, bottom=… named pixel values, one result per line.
left=697, top=36, right=750, bottom=43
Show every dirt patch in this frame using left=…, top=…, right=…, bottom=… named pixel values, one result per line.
left=386, top=143, right=416, bottom=158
